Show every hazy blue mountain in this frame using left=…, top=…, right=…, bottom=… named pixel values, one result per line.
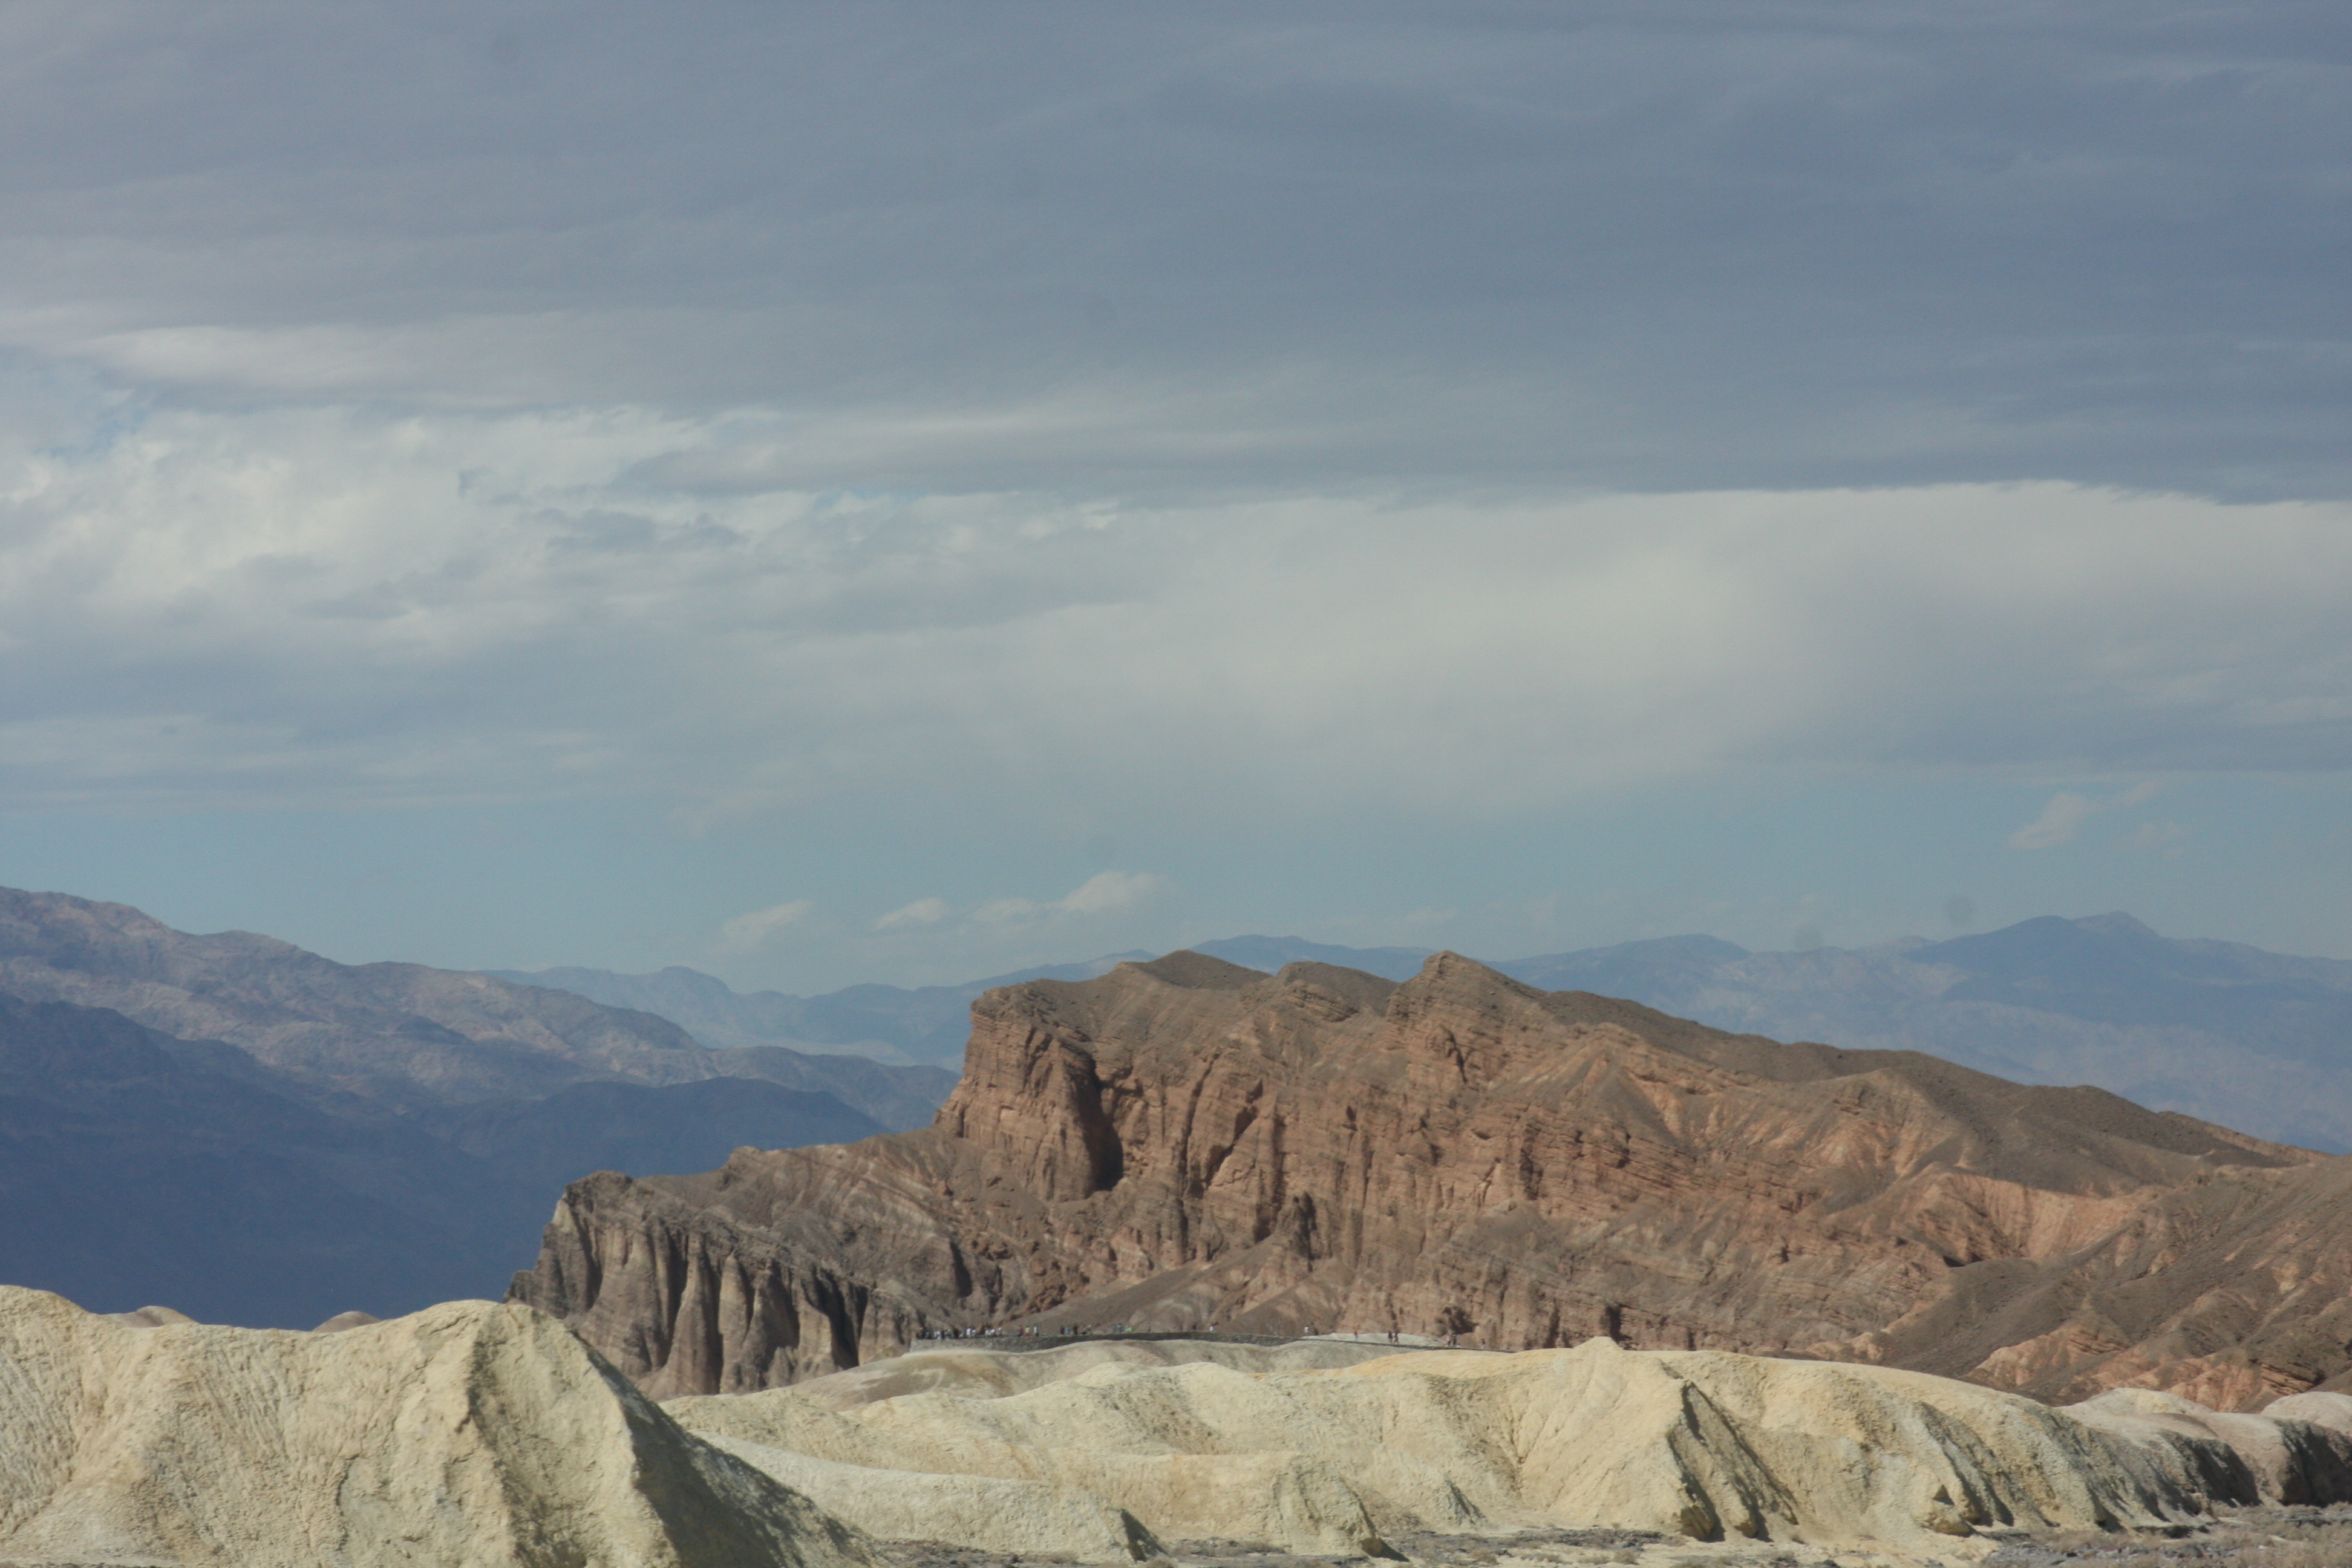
left=413, top=1077, right=886, bottom=1201
left=1908, top=913, right=2352, bottom=1063
left=1491, top=935, right=1751, bottom=998
left=0, top=994, right=541, bottom=1326
left=0, top=991, right=896, bottom=1326
left=0, top=884, right=936, bottom=1324
left=13, top=896, right=2350, bottom=1327
left=495, top=943, right=1434, bottom=1069
left=1191, top=935, right=1434, bottom=981
left=489, top=953, right=1152, bottom=1070
left=1484, top=916, right=2352, bottom=1152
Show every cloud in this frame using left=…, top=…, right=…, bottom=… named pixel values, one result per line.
left=969, top=873, right=1163, bottom=929
left=0, top=417, right=2345, bottom=822
left=0, top=5, right=2339, bottom=498
left=2008, top=793, right=2099, bottom=850
left=874, top=897, right=949, bottom=931
left=2007, top=782, right=2181, bottom=850
left=716, top=899, right=814, bottom=953
left=0, top=7, right=2342, bottom=825
left=1057, top=871, right=1162, bottom=916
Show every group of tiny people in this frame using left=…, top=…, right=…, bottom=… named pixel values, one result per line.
left=913, top=1322, right=1467, bottom=1346
left=915, top=1324, right=1138, bottom=1339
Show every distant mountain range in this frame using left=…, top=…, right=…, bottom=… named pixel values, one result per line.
left=0, top=886, right=930, bottom=1324
left=485, top=954, right=1150, bottom=1065
left=1489, top=915, right=2352, bottom=1153
left=506, top=915, right=2352, bottom=1151
left=7, top=883, right=2347, bottom=1327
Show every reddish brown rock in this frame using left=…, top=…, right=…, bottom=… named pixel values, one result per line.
left=509, top=951, right=2352, bottom=1406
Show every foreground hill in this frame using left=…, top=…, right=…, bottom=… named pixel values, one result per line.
left=12, top=1282, right=2352, bottom=1564
left=511, top=950, right=2351, bottom=1410
left=667, top=1337, right=2352, bottom=1556
left=0, top=1286, right=871, bottom=1568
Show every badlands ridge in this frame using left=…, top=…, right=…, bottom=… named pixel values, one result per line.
left=10, top=1284, right=2352, bottom=1567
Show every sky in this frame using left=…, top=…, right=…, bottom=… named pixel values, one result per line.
left=0, top=1, right=2347, bottom=990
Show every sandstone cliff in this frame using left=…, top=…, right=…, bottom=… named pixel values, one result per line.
left=510, top=951, right=2350, bottom=1406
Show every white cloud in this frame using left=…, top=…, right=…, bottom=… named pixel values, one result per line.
left=2008, top=792, right=2099, bottom=850
left=874, top=897, right=949, bottom=931
left=0, top=417, right=2345, bottom=822
left=1057, top=871, right=1161, bottom=916
left=963, top=874, right=1162, bottom=931
left=2007, top=782, right=2182, bottom=851
left=716, top=899, right=814, bottom=953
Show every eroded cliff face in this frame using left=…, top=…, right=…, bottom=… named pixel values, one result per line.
left=510, top=950, right=2351, bottom=1406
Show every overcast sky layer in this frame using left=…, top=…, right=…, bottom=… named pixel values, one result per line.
left=1, top=1, right=2346, bottom=986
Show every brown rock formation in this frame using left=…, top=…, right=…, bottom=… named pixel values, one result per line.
left=510, top=951, right=2352, bottom=1407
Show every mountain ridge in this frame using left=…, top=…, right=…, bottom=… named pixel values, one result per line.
left=0, top=888, right=942, bottom=1324
left=500, top=914, right=2352, bottom=1147
left=0, top=884, right=952, bottom=1128
left=509, top=947, right=2349, bottom=1410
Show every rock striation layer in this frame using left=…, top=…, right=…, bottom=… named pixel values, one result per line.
left=511, top=952, right=2352, bottom=1406
left=0, top=1284, right=877, bottom=1568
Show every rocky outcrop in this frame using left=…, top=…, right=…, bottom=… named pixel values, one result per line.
left=0, top=1284, right=877, bottom=1568
left=511, top=951, right=2351, bottom=1406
